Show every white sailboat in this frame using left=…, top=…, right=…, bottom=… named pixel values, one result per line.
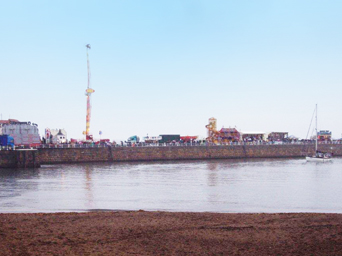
left=306, top=104, right=332, bottom=162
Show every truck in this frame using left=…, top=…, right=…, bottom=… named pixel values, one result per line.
left=127, top=135, right=140, bottom=144
left=0, top=135, right=15, bottom=150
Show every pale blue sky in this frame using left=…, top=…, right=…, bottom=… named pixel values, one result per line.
left=1, top=1, right=342, bottom=141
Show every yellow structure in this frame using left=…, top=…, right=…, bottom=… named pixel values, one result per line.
left=205, top=117, right=218, bottom=143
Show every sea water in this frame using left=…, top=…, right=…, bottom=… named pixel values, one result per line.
left=1, top=158, right=342, bottom=213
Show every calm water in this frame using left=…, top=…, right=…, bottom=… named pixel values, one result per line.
left=1, top=158, right=342, bottom=213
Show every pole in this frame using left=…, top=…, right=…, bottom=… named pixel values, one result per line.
left=315, top=104, right=318, bottom=152
left=86, top=44, right=91, bottom=89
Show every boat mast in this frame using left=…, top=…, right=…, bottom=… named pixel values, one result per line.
left=315, top=104, right=318, bottom=152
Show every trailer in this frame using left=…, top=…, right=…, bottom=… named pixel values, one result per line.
left=159, top=134, right=180, bottom=143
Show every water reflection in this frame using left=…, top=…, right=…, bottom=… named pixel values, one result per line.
left=207, top=161, right=218, bottom=187
left=1, top=158, right=342, bottom=213
left=0, top=168, right=39, bottom=198
left=84, top=165, right=93, bottom=209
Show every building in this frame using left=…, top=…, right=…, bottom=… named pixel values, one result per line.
left=0, top=119, right=41, bottom=146
left=218, top=128, right=240, bottom=142
left=45, top=128, right=67, bottom=144
left=317, top=130, right=332, bottom=142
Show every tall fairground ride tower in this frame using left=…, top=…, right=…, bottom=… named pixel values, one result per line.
left=84, top=44, right=95, bottom=141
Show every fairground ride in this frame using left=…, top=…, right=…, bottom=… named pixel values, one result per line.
left=205, top=117, right=219, bottom=143
left=205, top=117, right=240, bottom=144
left=84, top=44, right=95, bottom=141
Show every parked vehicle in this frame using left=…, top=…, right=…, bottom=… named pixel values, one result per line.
left=0, top=135, right=15, bottom=150
left=159, top=134, right=180, bottom=143
left=127, top=135, right=140, bottom=143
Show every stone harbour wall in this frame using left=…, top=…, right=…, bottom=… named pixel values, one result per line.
left=38, top=147, right=111, bottom=164
left=0, top=151, right=18, bottom=168
left=1, top=143, right=340, bottom=168
left=0, top=150, right=40, bottom=168
left=37, top=143, right=341, bottom=165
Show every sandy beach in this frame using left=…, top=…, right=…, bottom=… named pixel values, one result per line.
left=1, top=211, right=342, bottom=255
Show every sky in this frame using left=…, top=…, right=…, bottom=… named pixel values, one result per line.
left=1, top=0, right=342, bottom=141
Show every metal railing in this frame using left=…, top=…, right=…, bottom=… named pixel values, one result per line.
left=38, top=144, right=108, bottom=149
left=31, top=140, right=341, bottom=149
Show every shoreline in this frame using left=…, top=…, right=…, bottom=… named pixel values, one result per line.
left=2, top=208, right=342, bottom=214
left=1, top=211, right=342, bottom=255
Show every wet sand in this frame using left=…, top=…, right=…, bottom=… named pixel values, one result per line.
left=1, top=211, right=342, bottom=255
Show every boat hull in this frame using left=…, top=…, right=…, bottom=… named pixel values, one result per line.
left=306, top=156, right=332, bottom=162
